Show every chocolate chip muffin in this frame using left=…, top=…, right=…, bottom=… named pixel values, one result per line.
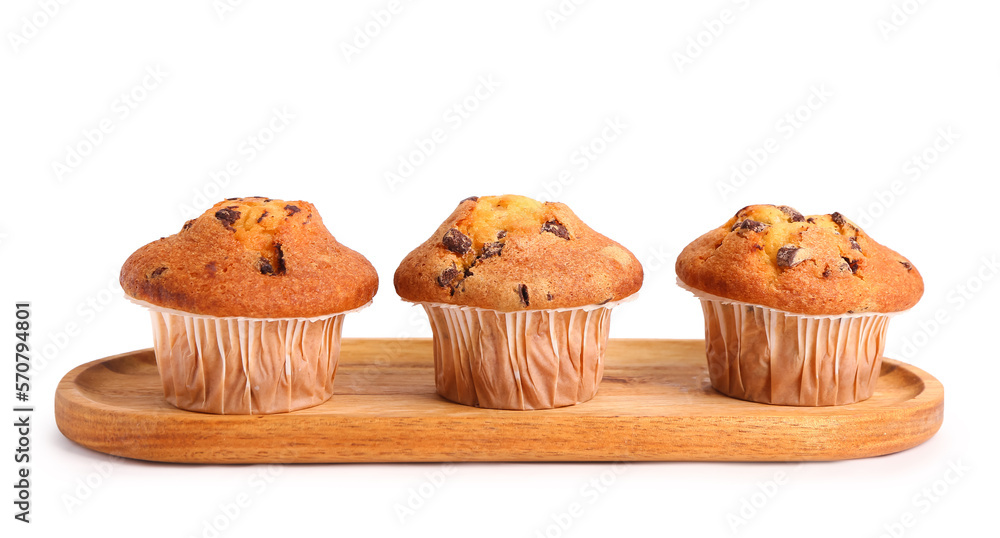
left=675, top=204, right=923, bottom=406
left=675, top=204, right=922, bottom=315
left=121, top=197, right=378, bottom=414
left=394, top=194, right=643, bottom=410
left=122, top=197, right=377, bottom=318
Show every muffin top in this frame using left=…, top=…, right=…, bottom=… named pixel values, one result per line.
left=675, top=204, right=923, bottom=315
left=393, top=195, right=643, bottom=311
left=121, top=197, right=378, bottom=318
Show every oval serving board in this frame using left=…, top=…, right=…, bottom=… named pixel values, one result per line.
left=55, top=339, right=943, bottom=463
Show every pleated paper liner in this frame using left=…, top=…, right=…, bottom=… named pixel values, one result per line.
left=677, top=279, right=903, bottom=406
left=415, top=296, right=635, bottom=410
left=128, top=297, right=371, bottom=415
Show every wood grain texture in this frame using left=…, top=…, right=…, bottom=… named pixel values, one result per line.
left=54, top=339, right=944, bottom=463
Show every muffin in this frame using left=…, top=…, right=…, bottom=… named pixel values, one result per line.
left=394, top=195, right=643, bottom=410
left=675, top=204, right=923, bottom=406
left=120, top=197, right=377, bottom=414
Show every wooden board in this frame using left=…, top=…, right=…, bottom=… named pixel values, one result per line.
left=55, top=339, right=944, bottom=463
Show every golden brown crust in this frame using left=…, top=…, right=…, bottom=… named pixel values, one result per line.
left=120, top=197, right=378, bottom=318
left=675, top=204, right=923, bottom=315
left=393, top=195, right=644, bottom=311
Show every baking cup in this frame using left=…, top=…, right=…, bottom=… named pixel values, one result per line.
left=129, top=297, right=369, bottom=414
left=677, top=280, right=895, bottom=406
left=417, top=298, right=633, bottom=410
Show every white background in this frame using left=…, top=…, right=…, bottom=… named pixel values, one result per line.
left=2, top=1, right=998, bottom=536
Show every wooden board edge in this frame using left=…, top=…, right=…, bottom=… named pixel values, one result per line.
left=53, top=345, right=946, bottom=464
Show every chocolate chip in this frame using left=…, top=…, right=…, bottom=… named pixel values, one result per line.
left=807, top=217, right=816, bottom=224
left=460, top=196, right=479, bottom=204
left=480, top=241, right=504, bottom=259
left=751, top=244, right=763, bottom=251
left=285, top=204, right=300, bottom=216
left=463, top=266, right=474, bottom=278
left=205, top=262, right=217, bottom=275
left=778, top=205, right=805, bottom=222
left=442, top=228, right=472, bottom=255
left=822, top=266, right=833, bottom=278
left=842, top=256, right=859, bottom=273
left=776, top=246, right=810, bottom=268
left=182, top=219, right=195, bottom=231
left=437, top=264, right=459, bottom=287
left=541, top=220, right=570, bottom=239
left=225, top=197, right=239, bottom=201
left=830, top=212, right=846, bottom=227
left=258, top=258, right=274, bottom=275
left=736, top=220, right=769, bottom=234
left=256, top=210, right=269, bottom=223
left=275, top=243, right=286, bottom=274
left=546, top=292, right=554, bottom=301
left=150, top=267, right=168, bottom=278
left=900, top=261, right=913, bottom=271
left=496, top=230, right=507, bottom=240
left=850, top=237, right=862, bottom=252
left=215, top=208, right=241, bottom=231
left=518, top=284, right=530, bottom=307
